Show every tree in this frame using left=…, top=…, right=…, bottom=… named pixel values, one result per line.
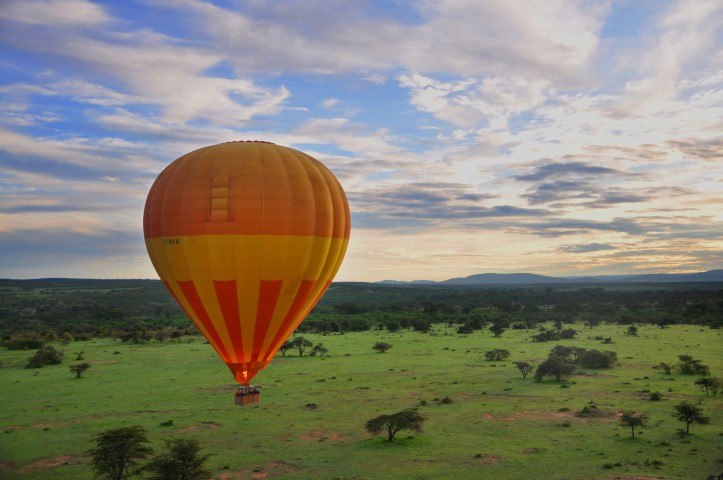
left=365, top=409, right=424, bottom=442
left=145, top=438, right=213, bottom=480
left=88, top=426, right=152, bottom=480
left=26, top=345, right=64, bottom=368
left=279, top=340, right=294, bottom=357
left=534, top=356, right=576, bottom=382
left=619, top=410, right=648, bottom=439
left=489, top=323, right=505, bottom=337
left=625, top=325, right=638, bottom=336
left=484, top=349, right=511, bottom=361
left=655, top=362, right=673, bottom=375
left=310, top=343, right=328, bottom=357
left=513, top=361, right=534, bottom=379
left=373, top=342, right=392, bottom=353
left=673, top=402, right=710, bottom=434
left=694, top=377, right=720, bottom=396
left=678, top=355, right=709, bottom=375
left=60, top=332, right=74, bottom=346
left=411, top=318, right=431, bottom=333
left=69, top=363, right=91, bottom=378
left=291, top=336, right=313, bottom=357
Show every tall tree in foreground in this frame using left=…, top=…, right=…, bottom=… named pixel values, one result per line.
left=145, top=438, right=213, bottom=480
left=88, top=426, right=152, bottom=480
left=618, top=410, right=648, bottom=439
left=365, top=409, right=425, bottom=442
left=673, top=402, right=710, bottom=434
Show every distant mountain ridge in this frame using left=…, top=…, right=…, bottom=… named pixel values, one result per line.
left=379, top=269, right=723, bottom=285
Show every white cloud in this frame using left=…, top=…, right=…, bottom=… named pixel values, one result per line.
left=0, top=0, right=110, bottom=27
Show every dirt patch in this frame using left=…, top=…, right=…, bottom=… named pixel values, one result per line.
left=474, top=453, right=503, bottom=465
left=218, top=461, right=300, bottom=479
left=20, top=455, right=80, bottom=472
left=0, top=461, right=17, bottom=470
left=522, top=447, right=543, bottom=453
left=299, top=429, right=344, bottom=442
left=178, top=421, right=222, bottom=433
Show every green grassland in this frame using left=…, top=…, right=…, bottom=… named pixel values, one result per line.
left=0, top=324, right=721, bottom=479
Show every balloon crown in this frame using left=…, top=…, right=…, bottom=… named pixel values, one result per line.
left=223, top=140, right=274, bottom=144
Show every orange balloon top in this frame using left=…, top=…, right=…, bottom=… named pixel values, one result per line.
left=144, top=141, right=350, bottom=240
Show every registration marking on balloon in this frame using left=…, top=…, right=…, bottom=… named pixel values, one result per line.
left=144, top=141, right=350, bottom=385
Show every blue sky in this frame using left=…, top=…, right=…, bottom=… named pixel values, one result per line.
left=0, top=0, right=721, bottom=281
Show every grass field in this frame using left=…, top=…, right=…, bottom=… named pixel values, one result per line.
left=0, top=324, right=720, bottom=479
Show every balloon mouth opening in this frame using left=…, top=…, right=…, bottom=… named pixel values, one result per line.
left=227, top=361, right=266, bottom=385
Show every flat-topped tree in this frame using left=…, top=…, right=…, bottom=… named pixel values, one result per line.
left=365, top=409, right=425, bottom=442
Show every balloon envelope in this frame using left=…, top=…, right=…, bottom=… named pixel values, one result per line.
left=144, top=141, right=350, bottom=384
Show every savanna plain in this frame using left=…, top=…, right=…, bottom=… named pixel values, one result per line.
left=0, top=281, right=721, bottom=480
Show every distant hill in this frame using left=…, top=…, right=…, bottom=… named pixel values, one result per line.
left=441, top=273, right=560, bottom=285
left=380, top=269, right=723, bottom=285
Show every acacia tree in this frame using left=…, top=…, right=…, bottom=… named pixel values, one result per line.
left=279, top=340, right=294, bottom=357
left=88, top=426, right=152, bottom=480
left=619, top=410, right=648, bottom=439
left=484, top=349, right=510, bottom=361
left=489, top=323, right=505, bottom=337
left=292, top=336, right=313, bottom=357
left=513, top=361, right=534, bottom=379
left=673, top=402, right=710, bottom=434
left=145, top=438, right=213, bottom=480
left=694, top=377, right=720, bottom=396
left=310, top=343, right=328, bottom=357
left=365, top=409, right=424, bottom=442
left=69, top=363, right=91, bottom=378
left=373, top=342, right=392, bottom=353
left=655, top=362, right=673, bottom=375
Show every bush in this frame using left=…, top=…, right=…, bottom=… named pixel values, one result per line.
left=532, top=329, right=577, bottom=342
left=2, top=336, right=45, bottom=350
left=649, top=391, right=663, bottom=401
left=578, top=350, right=617, bottom=369
left=26, top=345, right=64, bottom=368
left=678, top=355, right=709, bottom=375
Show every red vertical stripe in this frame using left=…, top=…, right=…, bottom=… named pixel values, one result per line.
left=252, top=280, right=283, bottom=362
left=263, top=279, right=316, bottom=362
left=213, top=280, right=243, bottom=360
left=177, top=280, right=231, bottom=360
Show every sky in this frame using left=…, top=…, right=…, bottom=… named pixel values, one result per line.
left=0, top=0, right=721, bottom=282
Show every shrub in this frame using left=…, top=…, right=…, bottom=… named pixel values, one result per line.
left=648, top=391, right=663, bottom=401
left=26, top=345, right=64, bottom=368
left=578, top=350, right=617, bottom=369
left=373, top=342, right=392, bottom=353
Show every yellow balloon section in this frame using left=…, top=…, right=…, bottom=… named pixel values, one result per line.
left=143, top=141, right=350, bottom=384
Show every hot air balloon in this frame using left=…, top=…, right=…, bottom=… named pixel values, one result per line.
left=143, top=141, right=350, bottom=402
